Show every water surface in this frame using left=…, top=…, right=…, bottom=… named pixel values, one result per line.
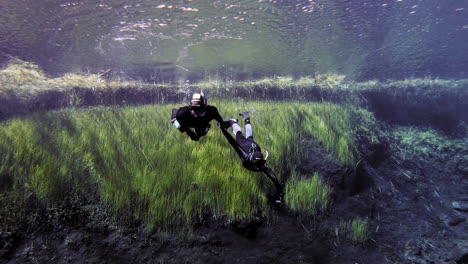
left=1, top=0, right=467, bottom=82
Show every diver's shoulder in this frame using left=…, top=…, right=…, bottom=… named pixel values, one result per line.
left=176, top=106, right=191, bottom=117
left=178, top=105, right=191, bottom=112
left=205, top=105, right=219, bottom=111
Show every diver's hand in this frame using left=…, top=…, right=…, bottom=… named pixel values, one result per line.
left=220, top=119, right=238, bottom=129
left=172, top=119, right=181, bottom=130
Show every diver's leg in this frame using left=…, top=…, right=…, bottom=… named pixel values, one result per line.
left=232, top=122, right=242, bottom=136
left=263, top=165, right=284, bottom=202
left=239, top=111, right=253, bottom=138
left=186, top=129, right=199, bottom=141
left=266, top=171, right=282, bottom=194
left=239, top=111, right=250, bottom=123
left=245, top=123, right=253, bottom=139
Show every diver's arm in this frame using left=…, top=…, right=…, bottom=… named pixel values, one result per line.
left=177, top=123, right=199, bottom=140
left=174, top=107, right=199, bottom=140
left=171, top=108, right=182, bottom=130
left=172, top=119, right=182, bottom=130
left=185, top=128, right=199, bottom=141
left=174, top=107, right=190, bottom=133
left=210, top=106, right=224, bottom=124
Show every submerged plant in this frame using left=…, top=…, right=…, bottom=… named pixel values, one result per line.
left=314, top=73, right=347, bottom=88
left=351, top=218, right=369, bottom=243
left=285, top=172, right=330, bottom=215
left=335, top=217, right=369, bottom=243
left=0, top=101, right=356, bottom=230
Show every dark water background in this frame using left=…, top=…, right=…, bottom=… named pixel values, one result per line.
left=1, top=0, right=467, bottom=83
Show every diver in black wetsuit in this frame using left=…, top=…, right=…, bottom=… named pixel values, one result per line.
left=222, top=111, right=284, bottom=203
left=171, top=92, right=224, bottom=141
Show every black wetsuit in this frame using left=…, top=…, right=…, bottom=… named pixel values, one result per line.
left=235, top=132, right=263, bottom=172
left=174, top=105, right=223, bottom=140
left=232, top=130, right=283, bottom=196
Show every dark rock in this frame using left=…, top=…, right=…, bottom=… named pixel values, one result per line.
left=452, top=201, right=468, bottom=212
left=457, top=253, right=468, bottom=264
left=448, top=216, right=466, bottom=226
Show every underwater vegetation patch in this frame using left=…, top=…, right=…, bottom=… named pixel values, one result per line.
left=388, top=126, right=468, bottom=180
left=0, top=101, right=355, bottom=231
left=0, top=58, right=172, bottom=95
left=335, top=218, right=369, bottom=244
left=285, top=172, right=330, bottom=216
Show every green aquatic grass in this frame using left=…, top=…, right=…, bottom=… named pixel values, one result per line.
left=196, top=74, right=354, bottom=102
left=285, top=172, right=330, bottom=215
left=335, top=218, right=369, bottom=243
left=0, top=101, right=355, bottom=230
left=351, top=218, right=369, bottom=243
left=300, top=103, right=355, bottom=165
left=0, top=58, right=171, bottom=98
left=3, top=59, right=466, bottom=96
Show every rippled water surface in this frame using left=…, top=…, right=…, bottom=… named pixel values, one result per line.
left=1, top=0, right=467, bottom=81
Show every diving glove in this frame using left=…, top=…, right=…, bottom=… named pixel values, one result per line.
left=220, top=119, right=238, bottom=129
left=172, top=119, right=181, bottom=130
